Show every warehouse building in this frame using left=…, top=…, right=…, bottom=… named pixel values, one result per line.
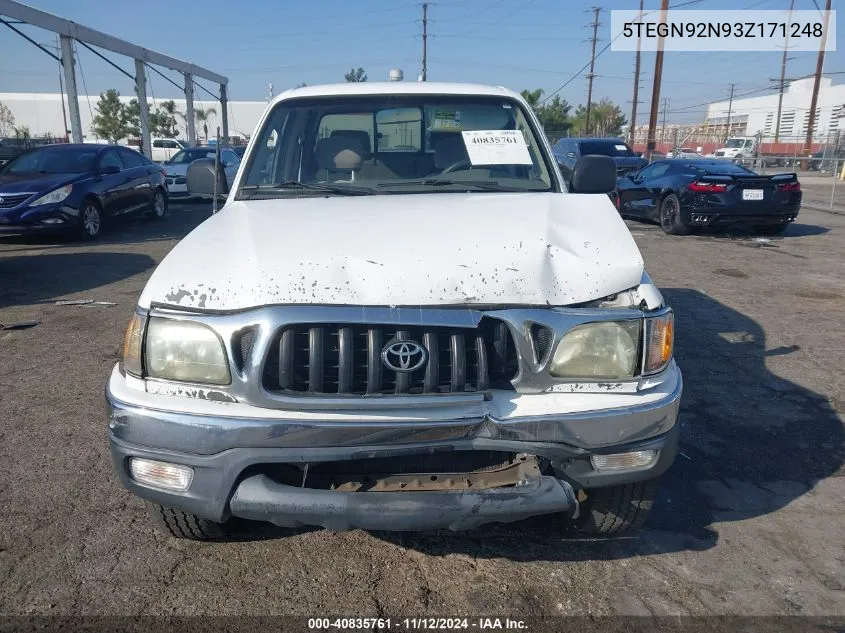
left=704, top=77, right=845, bottom=143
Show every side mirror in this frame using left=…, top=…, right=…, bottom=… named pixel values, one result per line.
left=187, top=158, right=229, bottom=199
left=100, top=164, right=120, bottom=175
left=568, top=155, right=617, bottom=194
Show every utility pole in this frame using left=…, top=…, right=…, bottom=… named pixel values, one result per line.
left=629, top=0, right=644, bottom=145
left=804, top=0, right=832, bottom=155
left=584, top=6, right=601, bottom=136
left=773, top=0, right=795, bottom=143
left=646, top=0, right=669, bottom=160
left=724, top=83, right=735, bottom=144
left=421, top=2, right=428, bottom=82
left=660, top=99, right=668, bottom=145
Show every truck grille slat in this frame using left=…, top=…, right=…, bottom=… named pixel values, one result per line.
left=337, top=327, right=353, bottom=393
left=263, top=320, right=517, bottom=397
left=450, top=333, right=466, bottom=393
left=308, top=327, right=325, bottom=392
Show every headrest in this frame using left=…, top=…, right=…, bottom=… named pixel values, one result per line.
left=330, top=130, right=371, bottom=153
left=315, top=136, right=366, bottom=170
left=434, top=134, right=469, bottom=169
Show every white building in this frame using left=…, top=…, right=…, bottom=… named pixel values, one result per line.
left=705, top=77, right=845, bottom=143
left=0, top=92, right=268, bottom=142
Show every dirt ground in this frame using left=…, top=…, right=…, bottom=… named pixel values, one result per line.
left=0, top=194, right=843, bottom=624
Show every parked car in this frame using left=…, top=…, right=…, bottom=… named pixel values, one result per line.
left=553, top=137, right=647, bottom=185
left=164, top=147, right=240, bottom=198
left=0, top=137, right=42, bottom=167
left=108, top=82, right=681, bottom=540
left=150, top=138, right=188, bottom=163
left=0, top=143, right=167, bottom=240
left=666, top=147, right=701, bottom=159
left=614, top=159, right=801, bottom=235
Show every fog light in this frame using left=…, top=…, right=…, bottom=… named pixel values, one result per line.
left=130, top=458, right=193, bottom=491
left=590, top=450, right=657, bottom=472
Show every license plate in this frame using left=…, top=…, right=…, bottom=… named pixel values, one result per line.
left=743, top=189, right=764, bottom=201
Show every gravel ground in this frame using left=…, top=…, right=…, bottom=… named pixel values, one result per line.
left=0, top=197, right=843, bottom=624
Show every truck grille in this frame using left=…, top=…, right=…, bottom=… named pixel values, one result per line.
left=262, top=320, right=518, bottom=396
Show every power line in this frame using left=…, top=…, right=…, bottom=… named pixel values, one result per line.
left=539, top=0, right=707, bottom=106
left=73, top=43, right=95, bottom=124
left=421, top=2, right=428, bottom=81
left=629, top=0, right=644, bottom=145
left=584, top=7, right=602, bottom=136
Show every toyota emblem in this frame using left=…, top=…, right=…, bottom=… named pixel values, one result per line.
left=381, top=339, right=428, bottom=373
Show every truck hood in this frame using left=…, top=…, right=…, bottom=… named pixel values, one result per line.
left=139, top=192, right=645, bottom=310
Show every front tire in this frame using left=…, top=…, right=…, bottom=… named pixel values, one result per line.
left=575, top=480, right=659, bottom=536
left=78, top=200, right=102, bottom=240
left=659, top=193, right=690, bottom=235
left=148, top=188, right=167, bottom=221
left=147, top=503, right=231, bottom=541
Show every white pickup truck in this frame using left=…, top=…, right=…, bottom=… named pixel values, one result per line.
left=107, top=82, right=682, bottom=540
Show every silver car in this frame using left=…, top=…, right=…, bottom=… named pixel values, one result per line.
left=164, top=147, right=240, bottom=198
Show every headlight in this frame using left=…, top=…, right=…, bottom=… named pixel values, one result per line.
left=550, top=321, right=641, bottom=379
left=30, top=184, right=72, bottom=206
left=122, top=312, right=146, bottom=377
left=145, top=318, right=230, bottom=384
left=643, top=311, right=673, bottom=374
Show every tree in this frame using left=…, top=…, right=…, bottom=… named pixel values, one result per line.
left=124, top=98, right=143, bottom=137
left=344, top=67, right=367, bottom=82
left=537, top=96, right=572, bottom=135
left=194, top=106, right=217, bottom=143
left=0, top=101, right=15, bottom=137
left=13, top=125, right=30, bottom=141
left=521, top=88, right=572, bottom=138
left=91, top=89, right=129, bottom=143
left=571, top=99, right=626, bottom=137
left=155, top=100, right=180, bottom=137
left=520, top=89, right=544, bottom=110
left=296, top=82, right=308, bottom=88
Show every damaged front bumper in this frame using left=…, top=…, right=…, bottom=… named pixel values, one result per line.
left=106, top=362, right=681, bottom=531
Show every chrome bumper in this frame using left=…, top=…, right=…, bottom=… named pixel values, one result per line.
left=106, top=364, right=681, bottom=526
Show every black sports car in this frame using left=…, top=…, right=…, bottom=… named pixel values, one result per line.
left=0, top=143, right=167, bottom=240
left=614, top=159, right=801, bottom=236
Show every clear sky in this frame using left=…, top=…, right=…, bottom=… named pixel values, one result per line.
left=0, top=0, right=841, bottom=125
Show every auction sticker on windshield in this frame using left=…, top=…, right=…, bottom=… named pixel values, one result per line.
left=461, top=130, right=533, bottom=165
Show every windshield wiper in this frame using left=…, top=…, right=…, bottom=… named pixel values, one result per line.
left=238, top=181, right=381, bottom=198
left=376, top=179, right=529, bottom=192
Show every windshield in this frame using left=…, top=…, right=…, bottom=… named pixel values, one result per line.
left=578, top=141, right=634, bottom=157
left=168, top=149, right=216, bottom=164
left=725, top=139, right=747, bottom=148
left=238, top=95, right=556, bottom=198
left=3, top=146, right=97, bottom=175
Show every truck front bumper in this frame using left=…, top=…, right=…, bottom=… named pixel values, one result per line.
left=107, top=364, right=681, bottom=531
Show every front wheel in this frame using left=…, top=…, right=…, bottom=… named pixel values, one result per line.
left=147, top=503, right=231, bottom=541
left=575, top=480, right=659, bottom=536
left=78, top=200, right=102, bottom=240
left=659, top=193, right=690, bottom=236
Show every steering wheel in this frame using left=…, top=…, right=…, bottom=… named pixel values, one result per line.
left=440, top=159, right=472, bottom=175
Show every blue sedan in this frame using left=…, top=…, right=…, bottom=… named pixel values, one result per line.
left=0, top=143, right=168, bottom=240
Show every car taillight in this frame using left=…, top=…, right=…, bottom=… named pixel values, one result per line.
left=776, top=181, right=801, bottom=192
left=689, top=182, right=728, bottom=193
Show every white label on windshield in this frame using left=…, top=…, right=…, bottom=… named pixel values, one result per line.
left=461, top=130, right=533, bottom=165
left=614, top=144, right=628, bottom=151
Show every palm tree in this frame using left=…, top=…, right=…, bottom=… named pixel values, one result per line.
left=193, top=106, right=217, bottom=143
